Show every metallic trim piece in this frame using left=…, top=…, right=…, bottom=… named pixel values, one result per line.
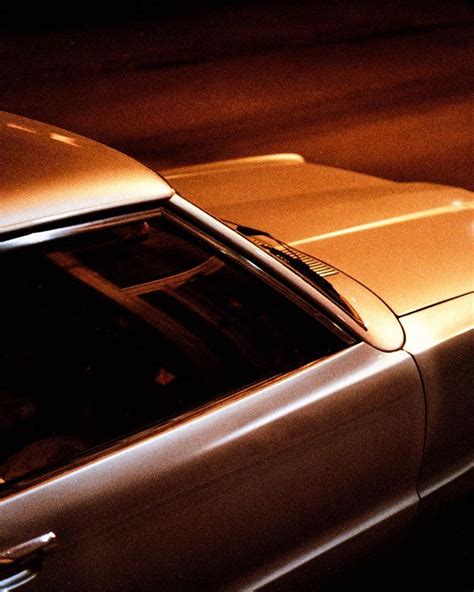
left=0, top=533, right=56, bottom=591
left=0, top=532, right=56, bottom=564
left=0, top=203, right=353, bottom=349
left=419, top=460, right=474, bottom=499
left=0, top=568, right=38, bottom=591
left=0, top=208, right=164, bottom=252
left=163, top=208, right=356, bottom=345
left=250, top=236, right=338, bottom=278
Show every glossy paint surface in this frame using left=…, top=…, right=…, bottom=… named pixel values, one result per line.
left=166, top=159, right=473, bottom=315
left=0, top=116, right=470, bottom=589
left=0, top=344, right=425, bottom=590
left=402, top=293, right=474, bottom=497
left=169, top=195, right=406, bottom=352
left=0, top=112, right=173, bottom=235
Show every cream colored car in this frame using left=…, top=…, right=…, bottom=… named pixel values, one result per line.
left=0, top=112, right=472, bottom=591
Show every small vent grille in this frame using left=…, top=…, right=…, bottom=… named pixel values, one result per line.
left=252, top=237, right=338, bottom=278
left=282, top=247, right=338, bottom=278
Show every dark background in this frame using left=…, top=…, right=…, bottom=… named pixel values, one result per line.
left=1, top=1, right=473, bottom=189
left=1, top=1, right=472, bottom=589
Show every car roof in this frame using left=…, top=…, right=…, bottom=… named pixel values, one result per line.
left=0, top=112, right=174, bottom=237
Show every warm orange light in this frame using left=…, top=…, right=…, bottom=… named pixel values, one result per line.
left=290, top=203, right=474, bottom=245
left=49, top=132, right=81, bottom=147
left=6, top=122, right=36, bottom=133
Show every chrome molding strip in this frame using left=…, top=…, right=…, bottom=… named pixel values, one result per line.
left=0, top=208, right=163, bottom=252
left=0, top=195, right=404, bottom=350
left=163, top=208, right=356, bottom=345
left=0, top=201, right=354, bottom=348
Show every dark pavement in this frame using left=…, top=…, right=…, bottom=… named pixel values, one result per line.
left=1, top=1, right=473, bottom=189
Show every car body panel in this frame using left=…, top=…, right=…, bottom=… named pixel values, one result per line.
left=162, top=152, right=308, bottom=177
left=0, top=344, right=425, bottom=590
left=169, top=195, right=406, bottom=352
left=165, top=161, right=473, bottom=315
left=299, top=206, right=473, bottom=317
left=402, top=293, right=474, bottom=498
left=162, top=154, right=395, bottom=190
left=0, top=112, right=173, bottom=236
left=0, top=111, right=470, bottom=590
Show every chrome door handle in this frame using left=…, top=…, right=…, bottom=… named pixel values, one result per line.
left=0, top=532, right=56, bottom=591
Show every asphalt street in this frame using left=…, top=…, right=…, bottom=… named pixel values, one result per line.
left=1, top=2, right=473, bottom=189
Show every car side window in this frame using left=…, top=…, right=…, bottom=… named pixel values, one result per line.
left=0, top=212, right=347, bottom=487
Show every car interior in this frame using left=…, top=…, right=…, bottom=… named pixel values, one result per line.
left=0, top=214, right=345, bottom=487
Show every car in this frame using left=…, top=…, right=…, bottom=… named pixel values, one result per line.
left=0, top=111, right=472, bottom=591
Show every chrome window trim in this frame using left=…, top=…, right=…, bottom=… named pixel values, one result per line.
left=0, top=203, right=356, bottom=345
left=168, top=194, right=406, bottom=352
left=0, top=209, right=160, bottom=252
left=162, top=208, right=356, bottom=345
left=0, top=202, right=356, bottom=496
left=0, top=344, right=353, bottom=500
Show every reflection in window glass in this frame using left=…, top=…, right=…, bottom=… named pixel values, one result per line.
left=0, top=212, right=346, bottom=486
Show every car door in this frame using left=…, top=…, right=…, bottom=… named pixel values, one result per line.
left=0, top=209, right=425, bottom=591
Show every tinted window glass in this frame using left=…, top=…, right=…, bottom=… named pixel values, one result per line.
left=0, top=213, right=346, bottom=487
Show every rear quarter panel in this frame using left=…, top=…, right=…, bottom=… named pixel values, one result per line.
left=401, top=293, right=474, bottom=499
